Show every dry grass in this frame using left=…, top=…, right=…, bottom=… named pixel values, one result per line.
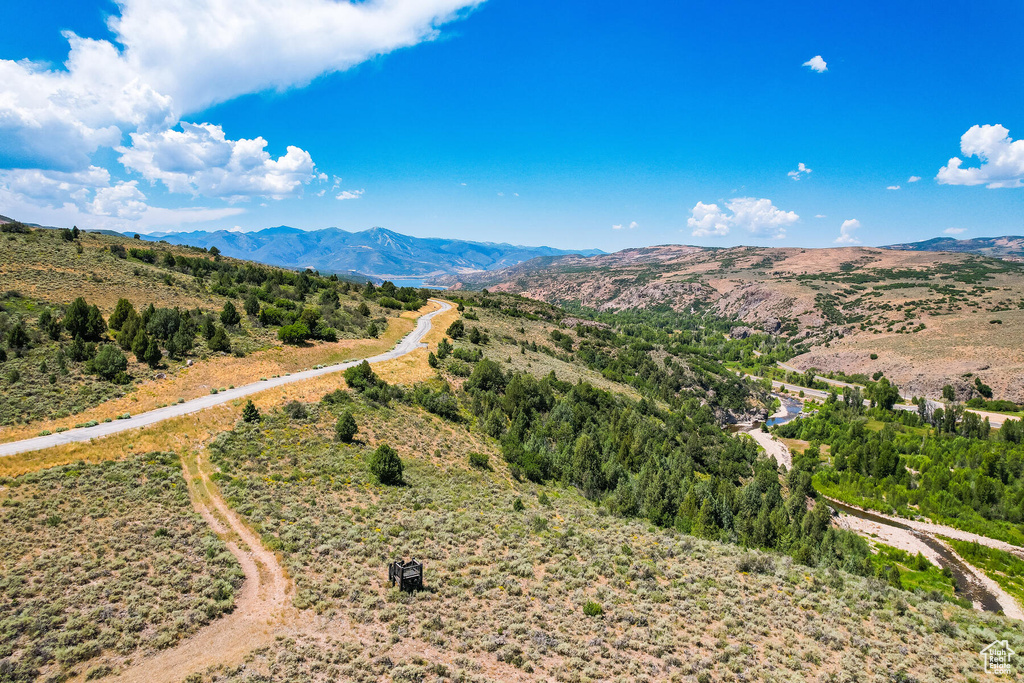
left=0, top=312, right=417, bottom=445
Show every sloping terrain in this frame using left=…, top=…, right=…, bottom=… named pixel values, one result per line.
left=446, top=245, right=1024, bottom=402
left=885, top=235, right=1024, bottom=262
left=136, top=226, right=603, bottom=278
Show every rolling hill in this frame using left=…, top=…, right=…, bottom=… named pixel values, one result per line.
left=442, top=244, right=1024, bottom=402
left=884, top=235, right=1024, bottom=261
left=134, top=226, right=602, bottom=279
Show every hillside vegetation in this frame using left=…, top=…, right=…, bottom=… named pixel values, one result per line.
left=445, top=245, right=1024, bottom=402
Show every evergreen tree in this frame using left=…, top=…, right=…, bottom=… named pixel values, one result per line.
left=369, top=444, right=403, bottom=484
left=220, top=300, right=241, bottom=326
left=242, top=400, right=261, bottom=423
left=144, top=339, right=162, bottom=369
left=108, top=299, right=136, bottom=331
left=335, top=411, right=357, bottom=443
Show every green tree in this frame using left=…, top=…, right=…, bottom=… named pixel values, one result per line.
left=6, top=323, right=29, bottom=351
left=244, top=293, right=260, bottom=317
left=132, top=328, right=149, bottom=361
left=220, top=300, right=241, bottom=326
left=357, top=302, right=370, bottom=317
left=108, top=299, right=136, bottom=331
left=242, top=399, right=261, bottom=423
left=278, top=322, right=310, bottom=344
left=365, top=321, right=379, bottom=338
left=369, top=444, right=403, bottom=485
left=92, top=344, right=128, bottom=380
left=144, top=338, right=162, bottom=369
left=208, top=327, right=232, bottom=352
left=335, top=411, right=357, bottom=443
left=446, top=319, right=465, bottom=339
left=437, top=338, right=452, bottom=359
left=427, top=351, right=439, bottom=368
left=942, top=384, right=955, bottom=401
left=343, top=360, right=378, bottom=392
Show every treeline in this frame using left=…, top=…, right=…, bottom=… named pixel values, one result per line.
left=451, top=357, right=886, bottom=579
left=776, top=399, right=1024, bottom=544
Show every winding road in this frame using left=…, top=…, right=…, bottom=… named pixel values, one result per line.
left=0, top=299, right=452, bottom=458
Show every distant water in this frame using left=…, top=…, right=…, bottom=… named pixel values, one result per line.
left=385, top=278, right=448, bottom=290
left=766, top=396, right=803, bottom=427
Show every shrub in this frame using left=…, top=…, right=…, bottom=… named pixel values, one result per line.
left=92, top=344, right=128, bottom=380
left=220, top=301, right=241, bottom=326
left=469, top=452, right=490, bottom=469
left=446, top=319, right=465, bottom=339
left=737, top=553, right=774, bottom=574
left=322, top=389, right=351, bottom=405
left=365, top=321, right=379, bottom=338
left=512, top=498, right=525, bottom=512
left=369, top=444, right=403, bottom=485
left=335, top=411, right=357, bottom=443
left=582, top=601, right=603, bottom=617
left=869, top=353, right=878, bottom=360
left=344, top=360, right=378, bottom=392
left=283, top=400, right=308, bottom=420
left=208, top=327, right=232, bottom=353
left=278, top=322, right=310, bottom=344
left=242, top=400, right=261, bottom=423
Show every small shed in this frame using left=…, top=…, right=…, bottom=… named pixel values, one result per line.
left=388, top=559, right=424, bottom=592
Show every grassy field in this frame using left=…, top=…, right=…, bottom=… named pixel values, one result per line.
left=189, top=394, right=1022, bottom=683
left=0, top=453, right=243, bottom=682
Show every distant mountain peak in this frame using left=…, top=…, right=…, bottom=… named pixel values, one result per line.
left=129, top=225, right=603, bottom=280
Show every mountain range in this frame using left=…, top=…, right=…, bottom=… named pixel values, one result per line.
left=133, top=226, right=602, bottom=280
left=883, top=235, right=1024, bottom=261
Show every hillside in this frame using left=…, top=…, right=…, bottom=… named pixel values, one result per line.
left=0, top=222, right=437, bottom=435
left=885, top=235, right=1024, bottom=262
left=1, top=288, right=1019, bottom=682
left=443, top=245, right=1024, bottom=402
left=134, top=226, right=603, bottom=279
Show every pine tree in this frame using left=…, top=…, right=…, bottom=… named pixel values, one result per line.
left=144, top=339, right=162, bottom=369
left=242, top=400, right=261, bottom=423
left=335, top=411, right=357, bottom=443
left=369, top=444, right=403, bottom=484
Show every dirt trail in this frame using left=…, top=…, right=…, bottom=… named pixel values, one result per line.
left=102, top=448, right=308, bottom=683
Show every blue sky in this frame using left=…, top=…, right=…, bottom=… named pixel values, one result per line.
left=1, top=0, right=1021, bottom=250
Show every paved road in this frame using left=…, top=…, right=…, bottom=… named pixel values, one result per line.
left=0, top=299, right=452, bottom=458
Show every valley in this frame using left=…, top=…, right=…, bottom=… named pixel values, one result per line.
left=0, top=223, right=1022, bottom=682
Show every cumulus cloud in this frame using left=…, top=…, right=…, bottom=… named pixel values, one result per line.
left=118, top=122, right=317, bottom=200
left=803, top=55, right=827, bottom=73
left=612, top=221, right=639, bottom=230
left=908, top=175, right=921, bottom=182
left=944, top=227, right=966, bottom=235
left=336, top=189, right=365, bottom=201
left=87, top=181, right=149, bottom=220
left=834, top=219, right=861, bottom=244
left=688, top=198, right=798, bottom=239
left=887, top=185, right=900, bottom=190
left=0, top=0, right=482, bottom=219
left=936, top=124, right=1024, bottom=188
left=788, top=162, right=812, bottom=181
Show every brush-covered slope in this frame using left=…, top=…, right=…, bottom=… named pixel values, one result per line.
left=444, top=245, right=1024, bottom=402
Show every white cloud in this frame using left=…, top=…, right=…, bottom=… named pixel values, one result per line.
left=834, top=218, right=861, bottom=244
left=887, top=185, right=900, bottom=190
left=815, top=214, right=827, bottom=218
left=944, top=227, right=966, bottom=235
left=788, top=162, right=812, bottom=180
left=908, top=175, right=921, bottom=183
left=336, top=189, right=365, bottom=201
left=118, top=122, right=317, bottom=200
left=803, top=55, right=827, bottom=73
left=612, top=221, right=639, bottom=230
left=0, top=0, right=481, bottom=222
left=936, top=124, right=1024, bottom=188
left=88, top=181, right=148, bottom=220
left=688, top=197, right=798, bottom=239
